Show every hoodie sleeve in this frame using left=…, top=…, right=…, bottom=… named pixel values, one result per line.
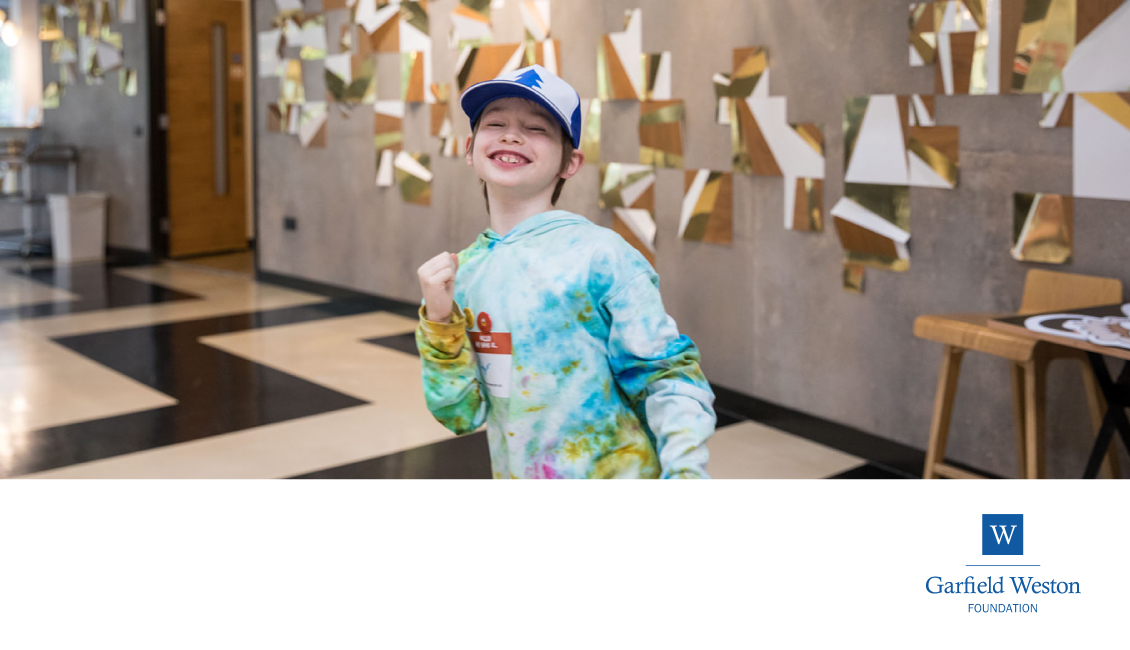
left=602, top=268, right=716, bottom=479
left=416, top=303, right=489, bottom=435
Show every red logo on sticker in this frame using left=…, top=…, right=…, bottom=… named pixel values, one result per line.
left=478, top=312, right=492, bottom=333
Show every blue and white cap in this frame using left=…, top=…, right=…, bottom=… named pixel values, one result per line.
left=459, top=65, right=582, bottom=148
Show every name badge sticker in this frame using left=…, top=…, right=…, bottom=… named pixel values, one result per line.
left=468, top=312, right=511, bottom=398
left=469, top=331, right=512, bottom=398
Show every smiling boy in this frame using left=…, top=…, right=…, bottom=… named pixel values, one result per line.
left=415, top=65, right=716, bottom=479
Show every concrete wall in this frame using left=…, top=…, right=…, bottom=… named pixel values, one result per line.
left=38, top=0, right=151, bottom=252
left=254, top=0, right=1130, bottom=478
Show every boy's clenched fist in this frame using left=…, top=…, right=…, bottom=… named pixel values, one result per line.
left=417, top=252, right=459, bottom=323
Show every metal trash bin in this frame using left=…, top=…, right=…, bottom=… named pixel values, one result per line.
left=48, top=192, right=107, bottom=263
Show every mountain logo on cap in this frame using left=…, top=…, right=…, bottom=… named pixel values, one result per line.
left=514, top=68, right=543, bottom=89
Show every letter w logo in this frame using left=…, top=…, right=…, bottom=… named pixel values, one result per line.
left=982, top=514, right=1023, bottom=556
left=990, top=525, right=1017, bottom=545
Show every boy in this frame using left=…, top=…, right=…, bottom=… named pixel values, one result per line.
left=415, top=65, right=715, bottom=479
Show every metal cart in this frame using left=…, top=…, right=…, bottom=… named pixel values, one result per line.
left=0, top=128, right=79, bottom=258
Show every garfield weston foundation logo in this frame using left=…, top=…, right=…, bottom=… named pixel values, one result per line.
left=982, top=514, right=1023, bottom=556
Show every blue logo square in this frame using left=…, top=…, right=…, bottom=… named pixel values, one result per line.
left=982, top=514, right=1023, bottom=555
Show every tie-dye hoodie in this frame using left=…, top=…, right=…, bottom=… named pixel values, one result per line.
left=416, top=209, right=715, bottom=479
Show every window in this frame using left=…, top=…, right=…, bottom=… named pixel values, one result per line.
left=0, top=0, right=40, bottom=126
left=0, top=0, right=12, bottom=124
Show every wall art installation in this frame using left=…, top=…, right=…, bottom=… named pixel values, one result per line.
left=117, top=0, right=136, bottom=22
left=353, top=0, right=392, bottom=51
left=844, top=94, right=958, bottom=190
left=251, top=0, right=1128, bottom=297
left=455, top=42, right=525, bottom=93
left=908, top=0, right=1130, bottom=95
left=1012, top=192, right=1073, bottom=264
left=597, top=8, right=642, bottom=101
left=521, top=1, right=550, bottom=44
left=843, top=263, right=866, bottom=294
left=324, top=52, right=377, bottom=107
left=831, top=183, right=911, bottom=273
left=259, top=29, right=284, bottom=78
left=526, top=40, right=562, bottom=75
left=40, top=0, right=134, bottom=105
left=299, top=101, right=329, bottom=148
left=450, top=0, right=494, bottom=49
left=431, top=102, right=461, bottom=157
left=711, top=44, right=826, bottom=233
left=1040, top=91, right=1074, bottom=127
left=375, top=100, right=405, bottom=187
left=789, top=177, right=824, bottom=233
left=714, top=47, right=770, bottom=126
left=1073, top=92, right=1130, bottom=201
left=119, top=67, right=137, bottom=96
left=43, top=82, right=62, bottom=109
left=640, top=52, right=672, bottom=101
left=395, top=151, right=433, bottom=205
left=519, top=1, right=557, bottom=71
left=639, top=100, right=685, bottom=168
left=287, top=14, right=327, bottom=60
left=579, top=98, right=601, bottom=165
left=599, top=163, right=657, bottom=265
left=680, top=170, right=734, bottom=245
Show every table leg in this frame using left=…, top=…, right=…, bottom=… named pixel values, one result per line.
left=1083, top=356, right=1130, bottom=479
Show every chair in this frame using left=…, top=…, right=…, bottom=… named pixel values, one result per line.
left=915, top=269, right=1124, bottom=479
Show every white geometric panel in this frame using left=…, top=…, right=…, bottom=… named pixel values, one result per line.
left=1073, top=93, right=1130, bottom=202
left=747, top=97, right=825, bottom=180
left=844, top=95, right=909, bottom=185
left=1062, top=0, right=1130, bottom=93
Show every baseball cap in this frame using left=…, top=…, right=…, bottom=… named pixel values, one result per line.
left=459, top=64, right=582, bottom=148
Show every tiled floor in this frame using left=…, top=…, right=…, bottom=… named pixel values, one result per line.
left=174, top=250, right=256, bottom=277
left=0, top=255, right=913, bottom=480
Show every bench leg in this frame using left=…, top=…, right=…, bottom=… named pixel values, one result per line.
left=1024, top=357, right=1048, bottom=479
left=1010, top=362, right=1027, bottom=479
left=924, top=345, right=964, bottom=479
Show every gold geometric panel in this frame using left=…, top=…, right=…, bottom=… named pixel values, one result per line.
left=640, top=52, right=671, bottom=101
left=843, top=262, right=866, bottom=294
left=522, top=0, right=552, bottom=43
left=907, top=125, right=959, bottom=187
left=1012, top=192, right=1073, bottom=264
left=119, top=68, right=138, bottom=97
left=456, top=43, right=525, bottom=93
left=525, top=39, right=562, bottom=74
left=451, top=0, right=494, bottom=49
left=600, top=162, right=657, bottom=264
left=831, top=184, right=911, bottom=272
left=401, top=51, right=426, bottom=103
left=789, top=178, right=824, bottom=233
left=599, top=163, right=655, bottom=211
left=394, top=152, right=432, bottom=206
left=374, top=101, right=404, bottom=153
left=597, top=9, right=642, bottom=101
left=680, top=170, right=733, bottom=245
left=714, top=47, right=769, bottom=125
left=910, top=2, right=937, bottom=65
left=732, top=98, right=781, bottom=176
left=1012, top=0, right=1076, bottom=93
left=43, top=82, right=63, bottom=109
left=639, top=100, right=685, bottom=168
left=40, top=4, right=63, bottom=41
left=324, top=53, right=376, bottom=106
left=580, top=98, right=601, bottom=165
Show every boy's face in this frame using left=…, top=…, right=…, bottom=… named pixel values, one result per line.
left=466, top=97, right=577, bottom=200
